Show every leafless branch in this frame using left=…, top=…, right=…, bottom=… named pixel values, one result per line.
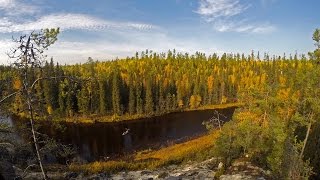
left=0, top=142, right=15, bottom=148
left=22, top=164, right=38, bottom=178
left=0, top=91, right=21, bottom=104
left=30, top=76, right=76, bottom=90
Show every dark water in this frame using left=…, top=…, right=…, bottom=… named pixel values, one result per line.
left=10, top=108, right=235, bottom=161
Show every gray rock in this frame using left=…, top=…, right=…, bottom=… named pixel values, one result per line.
left=141, top=170, right=152, bottom=175
left=0, top=146, right=11, bottom=161
left=86, top=173, right=109, bottom=180
left=165, top=176, right=181, bottom=180
left=220, top=174, right=255, bottom=180
left=65, top=172, right=79, bottom=179
left=186, top=171, right=198, bottom=176
left=157, top=171, right=169, bottom=179
left=85, top=158, right=268, bottom=180
left=0, top=161, right=16, bottom=180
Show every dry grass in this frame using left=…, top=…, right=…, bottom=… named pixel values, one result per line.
left=185, top=102, right=243, bottom=112
left=65, top=103, right=241, bottom=124
left=69, top=131, right=220, bottom=174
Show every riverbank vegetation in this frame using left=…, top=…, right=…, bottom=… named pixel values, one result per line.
left=63, top=102, right=241, bottom=123
left=69, top=131, right=218, bottom=174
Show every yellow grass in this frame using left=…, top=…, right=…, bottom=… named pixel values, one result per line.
left=65, top=102, right=242, bottom=124
left=69, top=131, right=220, bottom=174
left=135, top=131, right=218, bottom=162
left=185, top=102, right=243, bottom=112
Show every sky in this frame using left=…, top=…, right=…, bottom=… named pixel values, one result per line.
left=0, top=0, right=319, bottom=64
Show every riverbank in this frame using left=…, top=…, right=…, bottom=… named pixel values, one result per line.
left=14, top=130, right=269, bottom=180
left=69, top=131, right=219, bottom=174
left=1, top=131, right=218, bottom=179
left=64, top=102, right=242, bottom=124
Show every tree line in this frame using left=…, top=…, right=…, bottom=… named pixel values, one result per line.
left=1, top=50, right=316, bottom=119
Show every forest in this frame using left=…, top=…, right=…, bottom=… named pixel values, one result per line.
left=0, top=50, right=314, bottom=119
left=0, top=28, right=320, bottom=179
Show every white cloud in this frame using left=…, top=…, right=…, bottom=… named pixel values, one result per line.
left=196, top=0, right=249, bottom=21
left=0, top=30, right=222, bottom=65
left=0, top=0, right=39, bottom=16
left=43, top=32, right=221, bottom=64
left=0, top=39, right=15, bottom=64
left=251, top=25, right=276, bottom=33
left=0, top=13, right=155, bottom=33
left=213, top=19, right=276, bottom=33
left=195, top=0, right=276, bottom=34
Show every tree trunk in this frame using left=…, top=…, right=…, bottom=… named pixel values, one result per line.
left=300, top=118, right=312, bottom=159
left=26, top=94, right=47, bottom=180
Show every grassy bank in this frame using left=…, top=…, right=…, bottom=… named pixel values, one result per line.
left=69, top=131, right=220, bottom=174
left=65, top=102, right=242, bottom=124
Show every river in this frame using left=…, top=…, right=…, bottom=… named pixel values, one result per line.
left=4, top=108, right=235, bottom=161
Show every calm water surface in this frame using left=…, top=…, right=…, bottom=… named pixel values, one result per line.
left=9, top=108, right=235, bottom=161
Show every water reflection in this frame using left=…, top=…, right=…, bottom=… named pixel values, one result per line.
left=11, top=108, right=235, bottom=161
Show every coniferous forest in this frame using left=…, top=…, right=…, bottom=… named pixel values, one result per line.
left=0, top=50, right=315, bottom=118
left=1, top=28, right=320, bottom=179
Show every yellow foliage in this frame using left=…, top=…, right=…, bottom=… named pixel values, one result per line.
left=229, top=74, right=236, bottom=85
left=213, top=65, right=218, bottom=72
left=279, top=75, right=286, bottom=87
left=189, top=95, right=202, bottom=108
left=207, top=75, right=214, bottom=93
left=277, top=88, right=291, bottom=101
left=306, top=62, right=313, bottom=69
left=13, top=79, right=22, bottom=90
left=220, top=95, right=227, bottom=104
left=120, top=72, right=128, bottom=84
left=260, top=73, right=266, bottom=85
left=249, top=70, right=254, bottom=77
left=297, top=62, right=302, bottom=69
left=178, top=99, right=184, bottom=108
left=47, top=105, right=53, bottom=115
left=235, top=111, right=260, bottom=124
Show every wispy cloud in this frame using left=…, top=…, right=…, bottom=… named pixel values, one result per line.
left=0, top=1, right=160, bottom=64
left=195, top=0, right=276, bottom=33
left=0, top=0, right=39, bottom=16
left=213, top=19, right=276, bottom=33
left=196, top=0, right=249, bottom=21
left=0, top=13, right=156, bottom=33
left=45, top=31, right=221, bottom=64
left=0, top=30, right=222, bottom=65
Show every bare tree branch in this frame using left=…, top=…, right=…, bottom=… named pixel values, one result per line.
left=0, top=91, right=21, bottom=104
left=22, top=164, right=38, bottom=178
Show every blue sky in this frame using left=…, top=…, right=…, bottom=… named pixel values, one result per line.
left=0, top=0, right=319, bottom=64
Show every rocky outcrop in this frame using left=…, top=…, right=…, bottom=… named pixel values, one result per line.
left=220, top=161, right=270, bottom=180
left=86, top=158, right=217, bottom=180
left=13, top=158, right=270, bottom=180
left=74, top=158, right=269, bottom=180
